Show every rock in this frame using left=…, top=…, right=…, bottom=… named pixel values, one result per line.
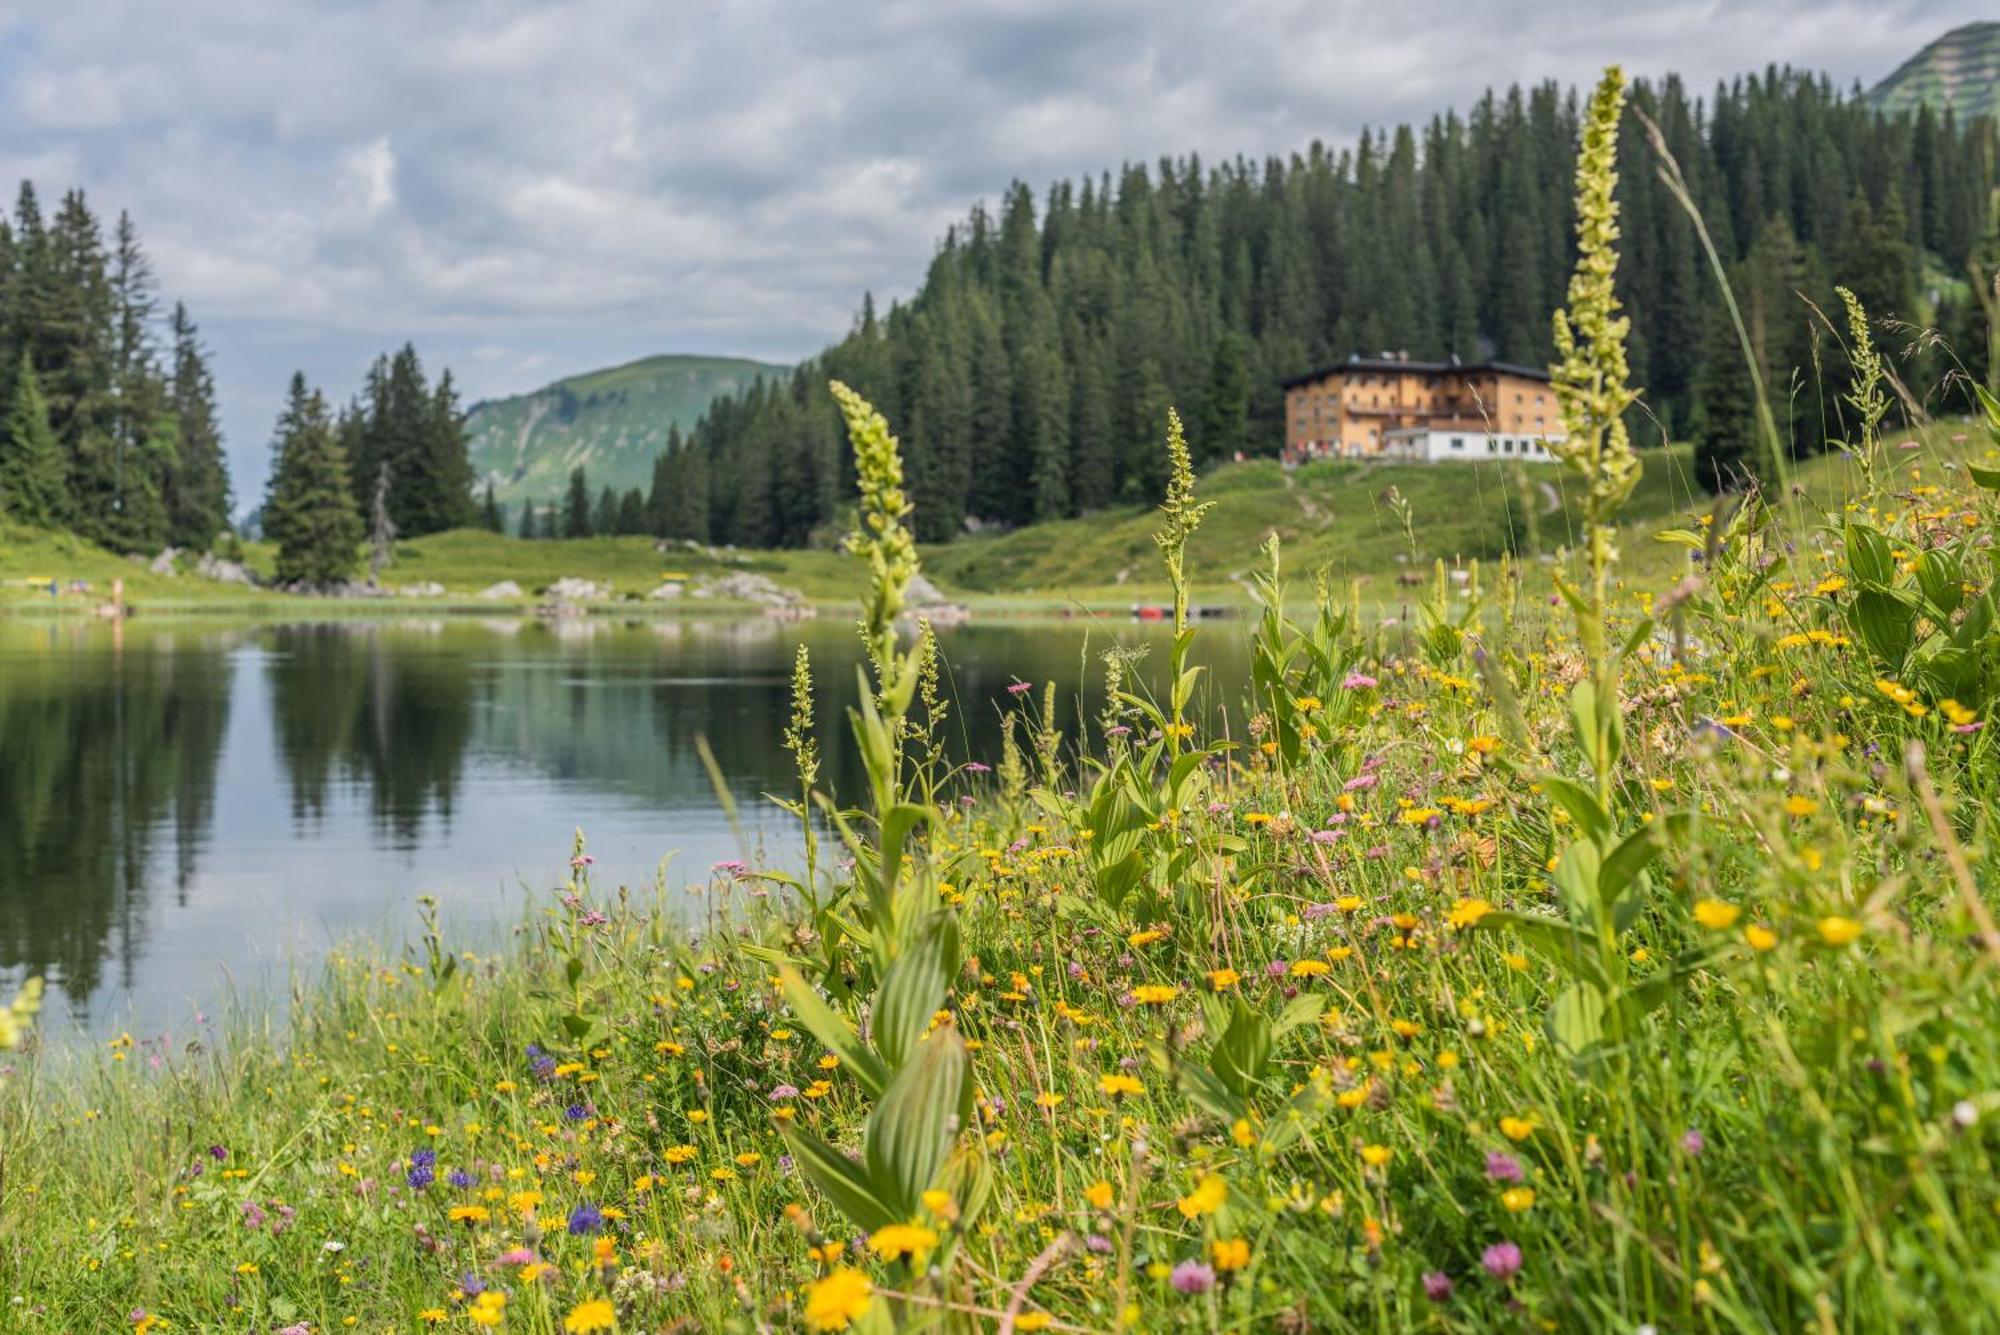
left=691, top=572, right=801, bottom=606
left=193, top=552, right=256, bottom=586
left=149, top=547, right=182, bottom=576
left=543, top=577, right=610, bottom=602
left=476, top=580, right=524, bottom=601
left=648, top=582, right=685, bottom=600
left=902, top=572, right=969, bottom=623
left=399, top=581, right=447, bottom=598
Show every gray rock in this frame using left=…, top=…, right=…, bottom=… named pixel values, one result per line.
left=149, top=547, right=182, bottom=576
left=648, top=582, right=685, bottom=600
left=476, top=580, right=524, bottom=600
left=544, top=577, right=611, bottom=602
left=399, top=581, right=447, bottom=598
left=691, top=572, right=801, bottom=606
left=193, top=552, right=256, bottom=586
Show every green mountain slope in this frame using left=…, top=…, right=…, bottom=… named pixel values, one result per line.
left=466, top=354, right=786, bottom=508
left=1869, top=22, right=2000, bottom=119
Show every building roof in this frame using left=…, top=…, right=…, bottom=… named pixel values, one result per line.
left=1280, top=354, right=1553, bottom=390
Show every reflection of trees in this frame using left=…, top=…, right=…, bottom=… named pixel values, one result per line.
left=265, top=625, right=477, bottom=848
left=0, top=628, right=233, bottom=1007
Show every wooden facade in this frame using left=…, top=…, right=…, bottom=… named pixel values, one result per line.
left=1281, top=355, right=1561, bottom=461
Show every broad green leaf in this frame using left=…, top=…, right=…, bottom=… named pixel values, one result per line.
left=777, top=965, right=888, bottom=1099
left=1539, top=775, right=1612, bottom=843
left=1210, top=1000, right=1273, bottom=1097
left=865, top=1028, right=969, bottom=1218
left=781, top=1123, right=898, bottom=1232
left=1553, top=838, right=1603, bottom=924
left=1472, top=910, right=1606, bottom=988
left=1270, top=993, right=1328, bottom=1041
left=1847, top=588, right=1915, bottom=671
left=1843, top=521, right=1895, bottom=588
left=1968, top=462, right=2000, bottom=490
left=873, top=911, right=959, bottom=1072
left=1178, top=1062, right=1249, bottom=1124
left=1547, top=983, right=1606, bottom=1054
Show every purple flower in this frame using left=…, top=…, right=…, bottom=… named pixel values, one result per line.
left=448, top=1168, right=476, bottom=1189
left=209, top=1144, right=229, bottom=1161
left=1264, top=960, right=1290, bottom=977
left=240, top=1201, right=266, bottom=1229
left=1309, top=829, right=1342, bottom=845
left=1342, top=773, right=1379, bottom=792
left=406, top=1148, right=437, bottom=1191
left=1170, top=1260, right=1216, bottom=1294
left=769, top=1084, right=800, bottom=1101
left=567, top=1202, right=604, bottom=1235
left=1680, top=1128, right=1705, bottom=1158
left=525, top=1044, right=556, bottom=1081
left=1342, top=672, right=1379, bottom=690
left=1423, top=1271, right=1454, bottom=1302
left=1481, top=1241, right=1523, bottom=1280
left=1484, top=1152, right=1523, bottom=1183
left=564, top=1102, right=591, bottom=1122
left=1085, top=1234, right=1113, bottom=1254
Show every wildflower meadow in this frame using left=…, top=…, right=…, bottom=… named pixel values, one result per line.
left=5, top=67, right=2000, bottom=1332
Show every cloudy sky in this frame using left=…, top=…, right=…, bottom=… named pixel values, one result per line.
left=0, top=1, right=1981, bottom=501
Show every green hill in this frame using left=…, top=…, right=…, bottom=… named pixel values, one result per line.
left=465, top=354, right=786, bottom=509
left=1869, top=22, right=2000, bottom=119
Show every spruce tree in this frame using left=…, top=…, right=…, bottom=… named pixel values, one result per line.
left=616, top=487, right=645, bottom=536
left=264, top=373, right=363, bottom=586
left=594, top=485, right=618, bottom=538
left=481, top=481, right=504, bottom=533
left=164, top=303, right=231, bottom=549
left=563, top=467, right=591, bottom=538
left=517, top=497, right=538, bottom=540
left=0, top=351, right=68, bottom=525
left=1692, top=295, right=1766, bottom=493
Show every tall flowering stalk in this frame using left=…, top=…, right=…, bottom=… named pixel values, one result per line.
left=1836, top=285, right=1890, bottom=492
left=1154, top=408, right=1213, bottom=754
left=1549, top=65, right=1640, bottom=704
left=0, top=976, right=41, bottom=1049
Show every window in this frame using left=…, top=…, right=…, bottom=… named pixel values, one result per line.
left=1451, top=437, right=1465, bottom=450
left=1502, top=439, right=1514, bottom=454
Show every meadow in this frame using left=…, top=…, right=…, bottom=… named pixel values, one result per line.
left=4, top=66, right=2000, bottom=1333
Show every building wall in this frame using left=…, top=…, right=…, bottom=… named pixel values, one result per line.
left=1285, top=365, right=1561, bottom=459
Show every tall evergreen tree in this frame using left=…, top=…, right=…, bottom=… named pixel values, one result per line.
left=480, top=481, right=504, bottom=533
left=264, top=373, right=363, bottom=586
left=0, top=351, right=68, bottom=525
left=164, top=303, right=231, bottom=549
left=563, top=467, right=592, bottom=539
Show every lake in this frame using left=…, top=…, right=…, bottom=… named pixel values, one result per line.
left=0, top=613, right=1245, bottom=1040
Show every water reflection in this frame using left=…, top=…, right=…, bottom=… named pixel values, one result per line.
left=0, top=614, right=1238, bottom=1036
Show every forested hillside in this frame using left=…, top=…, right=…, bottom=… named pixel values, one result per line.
left=647, top=68, right=1997, bottom=548
left=0, top=185, right=231, bottom=553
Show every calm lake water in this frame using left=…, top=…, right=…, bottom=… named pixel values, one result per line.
left=0, top=614, right=1246, bottom=1040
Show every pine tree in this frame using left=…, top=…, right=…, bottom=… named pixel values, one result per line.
left=1198, top=331, right=1250, bottom=464
left=1692, top=294, right=1766, bottom=493
left=164, top=303, right=231, bottom=550
left=563, top=467, right=591, bottom=538
left=593, top=485, right=617, bottom=538
left=481, top=481, right=504, bottom=533
left=264, top=373, right=363, bottom=586
left=616, top=487, right=645, bottom=536
left=0, top=351, right=68, bottom=525
left=517, top=496, right=538, bottom=539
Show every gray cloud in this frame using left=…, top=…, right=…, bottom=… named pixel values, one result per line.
left=0, top=0, right=1977, bottom=503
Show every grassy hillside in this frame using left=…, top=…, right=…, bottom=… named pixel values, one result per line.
left=7, top=429, right=1979, bottom=614
left=1868, top=21, right=2000, bottom=119
left=465, top=353, right=786, bottom=509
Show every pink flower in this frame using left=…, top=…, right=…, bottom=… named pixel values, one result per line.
left=1342, top=672, right=1379, bottom=690
left=1482, top=1240, right=1523, bottom=1280
left=1170, top=1260, right=1216, bottom=1293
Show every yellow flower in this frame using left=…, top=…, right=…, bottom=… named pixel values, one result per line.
left=1818, top=916, right=1863, bottom=947
left=1447, top=898, right=1493, bottom=929
left=1132, top=984, right=1179, bottom=1005
left=1289, top=959, right=1330, bottom=978
left=1783, top=795, right=1819, bottom=818
left=1941, top=699, right=1978, bottom=726
left=1691, top=900, right=1741, bottom=930
left=1098, top=1072, right=1144, bottom=1099
left=562, top=1298, right=617, bottom=1334
left=1211, top=1237, right=1251, bottom=1271
left=867, top=1222, right=940, bottom=1266
left=448, top=1205, right=491, bottom=1225
left=1744, top=923, right=1779, bottom=952
left=1501, top=1187, right=1536, bottom=1212
left=468, top=1293, right=507, bottom=1328
left=1015, top=1315, right=1053, bottom=1332
left=663, top=1144, right=697, bottom=1165
left=1359, top=1143, right=1392, bottom=1168
left=1207, top=968, right=1241, bottom=991
left=1085, top=1180, right=1115, bottom=1210
left=1034, top=1090, right=1064, bottom=1109
left=1813, top=575, right=1847, bottom=596
left=1126, top=929, right=1167, bottom=948
left=419, top=1312, right=447, bottom=1326
left=1177, top=1173, right=1227, bottom=1218
left=1498, top=1117, right=1536, bottom=1142
left=803, top=1268, right=872, bottom=1333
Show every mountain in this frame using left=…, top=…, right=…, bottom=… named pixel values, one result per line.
left=465, top=354, right=786, bottom=507
left=1869, top=22, right=2000, bottom=119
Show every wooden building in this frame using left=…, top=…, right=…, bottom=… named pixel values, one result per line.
left=1281, top=354, right=1562, bottom=462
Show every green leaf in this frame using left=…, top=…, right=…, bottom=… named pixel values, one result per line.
left=1553, top=838, right=1603, bottom=924
left=559, top=1013, right=593, bottom=1042
left=1847, top=588, right=1915, bottom=671
left=1967, top=462, right=2000, bottom=491
left=1178, top=1062, right=1248, bottom=1124
left=865, top=1028, right=969, bottom=1218
left=781, top=1123, right=898, bottom=1232
left=1210, top=1000, right=1273, bottom=1097
left=1539, top=775, right=1612, bottom=843
left=565, top=957, right=584, bottom=988
left=1472, top=910, right=1606, bottom=988
left=1843, top=522, right=1895, bottom=588
left=1597, top=816, right=1682, bottom=906
left=777, top=966, right=889, bottom=1099
left=1270, top=993, right=1328, bottom=1041
left=1547, top=983, right=1606, bottom=1054
left=1917, top=546, right=1966, bottom=617
left=873, top=911, right=959, bottom=1072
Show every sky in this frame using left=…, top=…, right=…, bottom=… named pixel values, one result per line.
left=0, top=0, right=1985, bottom=505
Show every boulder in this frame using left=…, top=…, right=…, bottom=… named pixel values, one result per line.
left=543, top=577, right=610, bottom=602
left=194, top=552, right=256, bottom=586
left=648, top=582, right=685, bottom=600
left=149, top=547, right=182, bottom=576
left=476, top=580, right=524, bottom=601
left=399, top=581, right=447, bottom=598
left=691, top=572, right=801, bottom=606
